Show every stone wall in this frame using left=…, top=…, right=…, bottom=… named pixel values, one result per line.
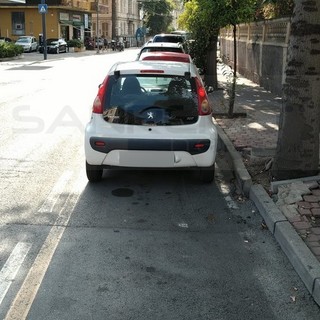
left=220, top=18, right=290, bottom=96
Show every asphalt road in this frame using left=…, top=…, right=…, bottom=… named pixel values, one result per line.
left=0, top=49, right=319, bottom=319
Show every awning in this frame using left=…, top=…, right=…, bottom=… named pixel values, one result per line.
left=60, top=20, right=84, bottom=27
left=0, top=0, right=25, bottom=3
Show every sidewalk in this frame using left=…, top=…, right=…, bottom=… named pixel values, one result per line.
left=209, top=63, right=320, bottom=306
left=211, top=63, right=280, bottom=153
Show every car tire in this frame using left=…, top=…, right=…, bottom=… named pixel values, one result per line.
left=86, top=162, right=103, bottom=182
left=198, top=164, right=215, bottom=183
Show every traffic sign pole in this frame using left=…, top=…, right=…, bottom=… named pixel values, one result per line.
left=40, top=0, right=47, bottom=60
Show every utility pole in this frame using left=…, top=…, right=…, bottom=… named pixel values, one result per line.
left=111, top=0, right=116, bottom=40
left=96, top=0, right=100, bottom=53
left=39, top=0, right=47, bottom=60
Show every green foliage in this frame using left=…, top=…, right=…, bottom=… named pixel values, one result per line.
left=255, top=0, right=294, bottom=19
left=67, top=39, right=83, bottom=48
left=178, top=0, right=292, bottom=82
left=141, top=0, right=174, bottom=35
left=0, top=42, right=23, bottom=58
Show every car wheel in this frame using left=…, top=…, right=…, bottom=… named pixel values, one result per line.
left=29, top=47, right=32, bottom=53
left=86, top=162, right=103, bottom=182
left=198, top=164, right=215, bottom=183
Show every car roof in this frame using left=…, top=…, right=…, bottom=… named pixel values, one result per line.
left=140, top=52, right=192, bottom=63
left=171, top=30, right=188, bottom=34
left=109, top=60, right=196, bottom=77
left=153, top=33, right=180, bottom=37
left=152, top=33, right=184, bottom=40
left=142, top=42, right=183, bottom=49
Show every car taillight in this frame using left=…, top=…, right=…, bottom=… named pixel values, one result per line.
left=92, top=76, right=109, bottom=114
left=140, top=70, right=164, bottom=73
left=196, top=78, right=212, bottom=115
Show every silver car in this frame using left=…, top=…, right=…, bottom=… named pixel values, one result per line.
left=136, top=42, right=185, bottom=60
left=15, top=36, right=38, bottom=52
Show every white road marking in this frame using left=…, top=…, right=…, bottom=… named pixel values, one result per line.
left=0, top=242, right=31, bottom=306
left=37, top=170, right=73, bottom=213
left=224, top=195, right=239, bottom=209
left=218, top=181, right=239, bottom=210
left=4, top=171, right=83, bottom=320
left=178, top=222, right=189, bottom=228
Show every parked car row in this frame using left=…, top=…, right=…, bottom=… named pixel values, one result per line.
left=85, top=31, right=218, bottom=184
left=3, top=36, right=68, bottom=54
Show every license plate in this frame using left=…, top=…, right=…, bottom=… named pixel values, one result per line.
left=119, top=151, right=174, bottom=167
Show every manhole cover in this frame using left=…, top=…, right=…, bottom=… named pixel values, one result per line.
left=111, top=188, right=134, bottom=197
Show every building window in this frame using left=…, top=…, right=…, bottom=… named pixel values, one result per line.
left=12, top=12, right=25, bottom=36
left=102, top=22, right=108, bottom=37
left=101, top=0, right=109, bottom=13
left=128, top=0, right=132, bottom=15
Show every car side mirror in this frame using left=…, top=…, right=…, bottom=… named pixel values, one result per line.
left=197, top=68, right=204, bottom=75
left=206, top=86, right=214, bottom=93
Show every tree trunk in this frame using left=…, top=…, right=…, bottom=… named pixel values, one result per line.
left=228, top=23, right=237, bottom=118
left=204, top=35, right=218, bottom=90
left=272, top=0, right=320, bottom=180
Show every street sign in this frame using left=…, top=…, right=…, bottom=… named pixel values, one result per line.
left=38, top=4, right=48, bottom=14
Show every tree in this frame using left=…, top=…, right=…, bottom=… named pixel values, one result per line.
left=141, top=0, right=174, bottom=35
left=272, top=0, right=320, bottom=180
left=255, top=0, right=294, bottom=20
left=178, top=0, right=256, bottom=100
left=225, top=0, right=256, bottom=117
left=178, top=0, right=226, bottom=89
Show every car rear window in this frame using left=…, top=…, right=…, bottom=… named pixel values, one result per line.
left=103, top=74, right=199, bottom=126
left=153, top=35, right=184, bottom=43
left=140, top=47, right=184, bottom=55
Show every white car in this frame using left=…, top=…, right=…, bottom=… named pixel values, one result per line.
left=152, top=33, right=185, bottom=44
left=85, top=60, right=218, bottom=182
left=136, top=42, right=185, bottom=60
left=15, top=36, right=38, bottom=52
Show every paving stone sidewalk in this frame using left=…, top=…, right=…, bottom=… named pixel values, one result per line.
left=272, top=178, right=320, bottom=262
left=209, top=64, right=320, bottom=263
left=209, top=63, right=280, bottom=153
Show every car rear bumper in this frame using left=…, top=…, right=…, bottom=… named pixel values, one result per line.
left=89, top=137, right=211, bottom=155
left=85, top=115, right=217, bottom=168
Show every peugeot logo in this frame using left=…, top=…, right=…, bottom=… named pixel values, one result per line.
left=147, top=112, right=154, bottom=119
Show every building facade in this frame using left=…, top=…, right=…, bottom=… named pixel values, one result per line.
left=0, top=0, right=140, bottom=43
left=91, top=0, right=140, bottom=44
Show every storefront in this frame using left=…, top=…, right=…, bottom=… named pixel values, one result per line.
left=59, top=12, right=90, bottom=41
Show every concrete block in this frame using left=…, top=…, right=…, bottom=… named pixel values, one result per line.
left=251, top=147, right=276, bottom=157
left=274, top=221, right=320, bottom=296
left=271, top=175, right=320, bottom=193
left=249, top=184, right=286, bottom=234
left=311, top=278, right=320, bottom=306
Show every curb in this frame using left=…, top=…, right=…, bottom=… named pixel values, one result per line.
left=214, top=119, right=320, bottom=306
left=0, top=54, right=23, bottom=62
left=250, top=185, right=320, bottom=306
left=213, top=117, right=252, bottom=196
